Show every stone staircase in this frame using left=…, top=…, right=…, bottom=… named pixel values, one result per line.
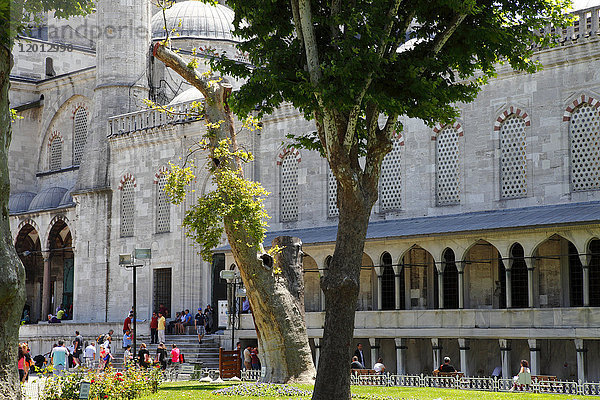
left=107, top=334, right=220, bottom=370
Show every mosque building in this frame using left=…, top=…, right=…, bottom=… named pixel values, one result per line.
left=10, top=0, right=600, bottom=381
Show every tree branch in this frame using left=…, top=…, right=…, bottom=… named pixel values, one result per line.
left=297, top=0, right=322, bottom=85
left=430, top=12, right=467, bottom=56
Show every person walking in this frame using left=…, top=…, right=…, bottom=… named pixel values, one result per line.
left=170, top=344, right=181, bottom=366
left=157, top=312, right=166, bottom=344
left=150, top=312, right=158, bottom=344
left=51, top=341, right=68, bottom=375
left=83, top=342, right=96, bottom=369
left=155, top=342, right=169, bottom=370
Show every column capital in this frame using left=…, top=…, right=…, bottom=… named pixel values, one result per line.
left=313, top=337, right=320, bottom=348
left=375, top=266, right=384, bottom=277
left=524, top=257, right=535, bottom=270
left=574, top=338, right=586, bottom=351
left=369, top=337, right=379, bottom=347
left=394, top=338, right=407, bottom=349
left=458, top=338, right=469, bottom=349
left=499, top=339, right=511, bottom=351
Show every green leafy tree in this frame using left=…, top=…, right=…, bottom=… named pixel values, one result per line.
left=153, top=42, right=316, bottom=383
left=208, top=0, right=571, bottom=398
left=0, top=1, right=92, bottom=398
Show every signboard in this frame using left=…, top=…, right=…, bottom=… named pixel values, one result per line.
left=135, top=248, right=152, bottom=260
left=218, top=300, right=228, bottom=328
left=79, top=381, right=91, bottom=399
left=119, top=254, right=132, bottom=265
left=261, top=366, right=266, bottom=378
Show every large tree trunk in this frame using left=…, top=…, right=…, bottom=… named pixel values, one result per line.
left=153, top=43, right=315, bottom=383
left=312, top=186, right=372, bottom=400
left=228, top=234, right=315, bottom=383
left=0, top=43, right=27, bottom=400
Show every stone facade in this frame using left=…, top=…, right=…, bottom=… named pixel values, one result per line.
left=10, top=1, right=600, bottom=383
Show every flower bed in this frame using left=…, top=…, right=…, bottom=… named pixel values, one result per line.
left=41, top=366, right=162, bottom=400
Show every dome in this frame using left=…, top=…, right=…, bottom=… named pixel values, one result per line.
left=8, top=192, right=36, bottom=214
left=169, top=87, right=204, bottom=104
left=59, top=186, right=76, bottom=207
left=28, top=187, right=68, bottom=212
left=151, top=1, right=236, bottom=41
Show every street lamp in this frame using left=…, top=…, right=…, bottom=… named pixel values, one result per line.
left=220, top=270, right=242, bottom=350
left=119, top=248, right=151, bottom=355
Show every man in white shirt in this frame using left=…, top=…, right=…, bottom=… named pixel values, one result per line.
left=51, top=341, right=68, bottom=375
left=373, top=357, right=385, bottom=374
left=84, top=342, right=96, bottom=369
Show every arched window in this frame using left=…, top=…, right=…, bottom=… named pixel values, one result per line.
left=570, top=104, right=600, bottom=191
left=510, top=243, right=528, bottom=308
left=568, top=242, right=583, bottom=307
left=442, top=249, right=459, bottom=309
left=327, top=169, right=339, bottom=217
left=436, top=126, right=460, bottom=205
left=380, top=138, right=402, bottom=211
left=381, top=252, right=395, bottom=310
left=72, top=107, right=88, bottom=165
left=49, top=136, right=62, bottom=171
left=120, top=179, right=135, bottom=237
left=280, top=154, right=299, bottom=222
left=589, top=239, right=600, bottom=307
left=500, top=115, right=527, bottom=198
left=156, top=174, right=170, bottom=233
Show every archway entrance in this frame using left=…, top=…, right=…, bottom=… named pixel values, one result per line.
left=47, top=219, right=74, bottom=319
left=15, top=224, right=43, bottom=322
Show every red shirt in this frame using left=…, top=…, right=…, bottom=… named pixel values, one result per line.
left=150, top=316, right=158, bottom=329
left=171, top=348, right=180, bottom=363
left=123, top=316, right=131, bottom=332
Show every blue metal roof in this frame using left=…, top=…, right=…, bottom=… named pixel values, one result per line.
left=217, top=201, right=600, bottom=250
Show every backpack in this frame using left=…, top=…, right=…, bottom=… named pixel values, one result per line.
left=97, top=334, right=107, bottom=344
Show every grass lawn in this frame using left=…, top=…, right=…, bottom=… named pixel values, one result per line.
left=140, top=381, right=598, bottom=400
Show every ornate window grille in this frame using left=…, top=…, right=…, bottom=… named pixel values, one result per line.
left=570, top=104, right=600, bottom=191
left=73, top=107, right=88, bottom=165
left=327, top=169, right=339, bottom=217
left=156, top=175, right=170, bottom=233
left=380, top=139, right=402, bottom=211
left=436, top=127, right=460, bottom=205
left=280, top=155, right=299, bottom=222
left=500, top=116, right=527, bottom=198
left=49, top=137, right=62, bottom=171
left=120, top=180, right=135, bottom=237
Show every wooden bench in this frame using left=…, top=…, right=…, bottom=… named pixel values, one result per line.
left=432, top=370, right=465, bottom=378
left=533, top=375, right=560, bottom=391
left=351, top=369, right=377, bottom=375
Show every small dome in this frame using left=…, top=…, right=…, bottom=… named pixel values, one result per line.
left=169, top=87, right=204, bottom=104
left=151, top=1, right=236, bottom=41
left=59, top=186, right=75, bottom=207
left=9, top=192, right=36, bottom=214
left=28, top=187, right=68, bottom=211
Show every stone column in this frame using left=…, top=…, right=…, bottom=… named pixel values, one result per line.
left=525, top=258, right=534, bottom=308
left=575, top=339, right=586, bottom=382
left=505, top=268, right=512, bottom=308
left=393, top=265, right=402, bottom=310
left=458, top=338, right=469, bottom=376
left=395, top=338, right=407, bottom=375
left=320, top=270, right=326, bottom=311
left=499, top=339, right=512, bottom=379
left=528, top=339, right=540, bottom=375
left=313, top=338, right=321, bottom=369
left=369, top=338, right=379, bottom=369
left=41, top=252, right=51, bottom=319
left=375, top=266, right=383, bottom=310
left=457, top=263, right=465, bottom=309
left=432, top=338, right=442, bottom=370
left=582, top=264, right=590, bottom=307
left=437, top=270, right=445, bottom=309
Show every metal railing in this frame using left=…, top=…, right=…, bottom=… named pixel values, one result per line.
left=346, top=373, right=600, bottom=396
left=240, top=369, right=261, bottom=381
left=107, top=99, right=203, bottom=137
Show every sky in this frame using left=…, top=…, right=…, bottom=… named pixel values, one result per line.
left=572, top=0, right=600, bottom=10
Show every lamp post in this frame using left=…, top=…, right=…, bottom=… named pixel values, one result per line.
left=220, top=270, right=242, bottom=350
left=119, top=249, right=151, bottom=356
